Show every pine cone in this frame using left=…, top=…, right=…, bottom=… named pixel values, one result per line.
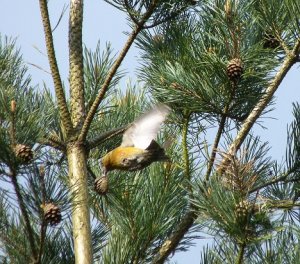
left=263, top=33, right=281, bottom=49
left=94, top=176, right=109, bottom=195
left=43, top=203, right=62, bottom=226
left=227, top=58, right=243, bottom=81
left=14, top=144, right=33, bottom=163
left=235, top=200, right=250, bottom=223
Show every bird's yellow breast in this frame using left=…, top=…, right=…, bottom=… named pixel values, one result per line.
left=102, top=146, right=147, bottom=170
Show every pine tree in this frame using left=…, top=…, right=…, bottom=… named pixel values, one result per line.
left=0, top=0, right=300, bottom=264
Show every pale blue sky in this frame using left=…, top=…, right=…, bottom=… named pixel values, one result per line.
left=0, top=1, right=299, bottom=263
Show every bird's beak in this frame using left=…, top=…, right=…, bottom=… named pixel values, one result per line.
left=102, top=168, right=107, bottom=178
left=100, top=159, right=107, bottom=177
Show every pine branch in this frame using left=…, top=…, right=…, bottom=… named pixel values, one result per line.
left=252, top=175, right=290, bottom=194
left=78, top=0, right=159, bottom=141
left=152, top=210, right=197, bottom=264
left=92, top=202, right=111, bottom=229
left=38, top=134, right=66, bottom=151
left=182, top=113, right=191, bottom=181
left=124, top=0, right=140, bottom=25
left=37, top=166, right=47, bottom=264
left=250, top=170, right=299, bottom=194
left=142, top=4, right=188, bottom=30
left=205, top=114, right=227, bottom=181
left=37, top=221, right=47, bottom=264
left=9, top=101, right=16, bottom=147
left=152, top=113, right=195, bottom=263
left=218, top=39, right=300, bottom=174
left=10, top=170, right=38, bottom=261
left=69, top=0, right=86, bottom=128
left=39, top=0, right=73, bottom=137
left=268, top=200, right=300, bottom=210
left=113, top=0, right=191, bottom=29
left=87, top=125, right=127, bottom=150
left=235, top=242, right=246, bottom=264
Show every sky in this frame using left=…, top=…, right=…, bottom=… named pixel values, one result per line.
left=0, top=1, right=299, bottom=263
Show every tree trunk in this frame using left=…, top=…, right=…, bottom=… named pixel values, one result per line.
left=67, top=142, right=92, bottom=264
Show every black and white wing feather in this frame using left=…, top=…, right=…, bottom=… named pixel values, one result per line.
left=121, top=104, right=170, bottom=149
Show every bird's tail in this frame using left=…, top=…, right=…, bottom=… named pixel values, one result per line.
left=146, top=140, right=170, bottom=161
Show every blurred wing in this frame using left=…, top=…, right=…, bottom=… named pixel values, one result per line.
left=121, top=104, right=170, bottom=149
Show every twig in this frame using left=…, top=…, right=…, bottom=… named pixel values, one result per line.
left=78, top=0, right=159, bottom=141
left=279, top=38, right=290, bottom=55
left=32, top=44, right=47, bottom=57
left=38, top=135, right=66, bottom=152
left=142, top=7, right=185, bottom=29
left=52, top=4, right=68, bottom=32
left=92, top=203, right=111, bottom=229
left=9, top=100, right=17, bottom=147
left=250, top=170, right=297, bottom=193
left=182, top=113, right=191, bottom=180
left=27, top=62, right=51, bottom=75
left=235, top=242, right=246, bottom=264
left=87, top=165, right=96, bottom=180
left=87, top=125, right=127, bottom=150
left=37, top=166, right=47, bottom=264
left=205, top=114, right=227, bottom=181
left=10, top=170, right=38, bottom=261
left=124, top=0, right=140, bottom=25
left=37, top=222, right=47, bottom=264
left=39, top=0, right=73, bottom=137
left=267, top=200, right=300, bottom=210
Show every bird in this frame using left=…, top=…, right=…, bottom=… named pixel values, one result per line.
left=100, top=104, right=171, bottom=176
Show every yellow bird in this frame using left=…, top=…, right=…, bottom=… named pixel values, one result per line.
left=100, top=104, right=170, bottom=176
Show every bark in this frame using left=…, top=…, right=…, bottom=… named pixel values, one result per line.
left=68, top=1, right=91, bottom=261
left=152, top=211, right=197, bottom=264
left=39, top=0, right=73, bottom=137
left=67, top=142, right=92, bottom=264
left=69, top=0, right=85, bottom=128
